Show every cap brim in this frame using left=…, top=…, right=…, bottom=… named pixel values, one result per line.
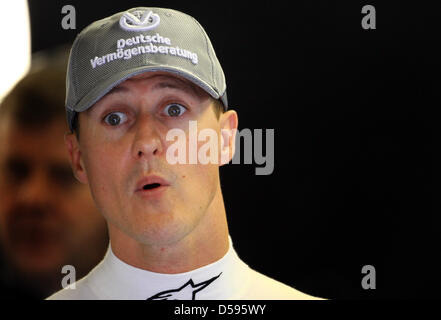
left=71, top=65, right=223, bottom=113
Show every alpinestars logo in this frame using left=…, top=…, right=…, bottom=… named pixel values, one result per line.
left=119, top=9, right=160, bottom=31
left=146, top=273, right=222, bottom=300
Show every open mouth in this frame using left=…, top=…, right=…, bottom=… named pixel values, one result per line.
left=143, top=183, right=161, bottom=190
left=135, top=175, right=170, bottom=197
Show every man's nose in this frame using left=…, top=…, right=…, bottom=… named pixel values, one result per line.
left=131, top=115, right=163, bottom=160
left=18, top=169, right=52, bottom=206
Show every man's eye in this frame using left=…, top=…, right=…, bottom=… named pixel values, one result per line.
left=163, top=103, right=186, bottom=117
left=103, top=112, right=127, bottom=126
left=4, top=158, right=29, bottom=183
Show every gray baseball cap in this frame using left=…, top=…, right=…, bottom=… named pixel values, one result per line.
left=65, top=7, right=228, bottom=132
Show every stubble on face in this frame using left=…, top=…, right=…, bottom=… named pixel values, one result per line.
left=76, top=72, right=223, bottom=248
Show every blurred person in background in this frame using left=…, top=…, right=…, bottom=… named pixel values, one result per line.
left=0, top=47, right=108, bottom=299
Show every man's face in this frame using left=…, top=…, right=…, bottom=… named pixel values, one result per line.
left=0, top=119, right=107, bottom=275
left=68, top=72, right=236, bottom=247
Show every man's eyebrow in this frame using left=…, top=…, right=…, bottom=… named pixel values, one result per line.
left=86, top=86, right=129, bottom=115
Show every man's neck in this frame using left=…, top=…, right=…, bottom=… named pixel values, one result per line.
left=108, top=186, right=229, bottom=274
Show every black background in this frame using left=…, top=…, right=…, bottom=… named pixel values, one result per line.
left=27, top=0, right=441, bottom=299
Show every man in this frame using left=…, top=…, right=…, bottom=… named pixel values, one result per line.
left=0, top=49, right=108, bottom=299
left=49, top=7, right=320, bottom=299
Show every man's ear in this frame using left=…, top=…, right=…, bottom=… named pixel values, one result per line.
left=64, top=132, right=88, bottom=184
left=219, top=110, right=238, bottom=166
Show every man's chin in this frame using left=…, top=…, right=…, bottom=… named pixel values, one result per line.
left=11, top=242, right=66, bottom=275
